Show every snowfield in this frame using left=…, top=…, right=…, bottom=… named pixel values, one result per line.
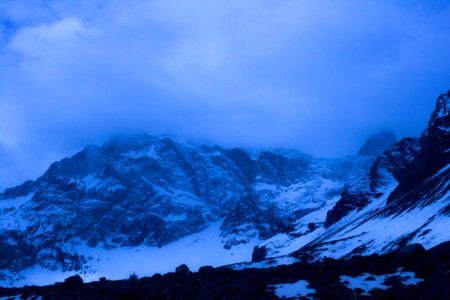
left=0, top=221, right=259, bottom=287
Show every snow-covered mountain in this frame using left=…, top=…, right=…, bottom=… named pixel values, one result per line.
left=268, top=90, right=450, bottom=261
left=0, top=135, right=373, bottom=285
left=0, top=90, right=449, bottom=288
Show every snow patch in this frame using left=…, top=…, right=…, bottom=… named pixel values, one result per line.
left=230, top=256, right=299, bottom=271
left=0, top=296, right=42, bottom=300
left=270, top=280, right=316, bottom=299
left=261, top=194, right=340, bottom=258
left=340, top=269, right=424, bottom=296
left=164, top=213, right=187, bottom=222
left=0, top=193, right=34, bottom=209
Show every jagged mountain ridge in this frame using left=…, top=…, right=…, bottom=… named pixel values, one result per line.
left=286, top=90, right=450, bottom=260
left=0, top=136, right=261, bottom=277
left=1, top=90, right=449, bottom=287
left=0, top=133, right=374, bottom=285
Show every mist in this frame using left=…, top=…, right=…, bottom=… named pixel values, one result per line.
left=0, top=0, right=450, bottom=189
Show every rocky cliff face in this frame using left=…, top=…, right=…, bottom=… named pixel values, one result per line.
left=388, top=90, right=450, bottom=203
left=221, top=153, right=374, bottom=249
left=0, top=134, right=373, bottom=283
left=0, top=135, right=254, bottom=275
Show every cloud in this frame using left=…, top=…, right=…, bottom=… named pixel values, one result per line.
left=0, top=0, right=450, bottom=189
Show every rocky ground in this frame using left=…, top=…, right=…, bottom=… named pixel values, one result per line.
left=0, top=241, right=448, bottom=299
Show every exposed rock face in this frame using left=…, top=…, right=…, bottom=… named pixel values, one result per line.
left=389, top=90, right=450, bottom=203
left=0, top=134, right=373, bottom=279
left=357, top=130, right=398, bottom=157
left=221, top=153, right=373, bottom=248
left=0, top=136, right=251, bottom=275
left=324, top=187, right=371, bottom=228
left=325, top=137, right=420, bottom=227
left=251, top=246, right=267, bottom=262
left=423, top=90, right=450, bottom=157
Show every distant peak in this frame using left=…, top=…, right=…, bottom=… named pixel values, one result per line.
left=357, top=130, right=398, bottom=157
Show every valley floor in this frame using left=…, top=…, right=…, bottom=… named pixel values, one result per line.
left=0, top=242, right=449, bottom=300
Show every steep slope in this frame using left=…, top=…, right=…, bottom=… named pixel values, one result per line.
left=325, top=137, right=420, bottom=227
left=256, top=142, right=394, bottom=259
left=291, top=90, right=450, bottom=259
left=221, top=153, right=374, bottom=248
left=388, top=90, right=450, bottom=205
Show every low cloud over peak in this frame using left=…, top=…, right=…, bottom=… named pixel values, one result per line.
left=0, top=0, right=450, bottom=189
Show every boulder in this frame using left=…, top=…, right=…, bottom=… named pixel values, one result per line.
left=175, top=264, right=190, bottom=275
left=252, top=246, right=267, bottom=262
left=63, top=275, right=83, bottom=289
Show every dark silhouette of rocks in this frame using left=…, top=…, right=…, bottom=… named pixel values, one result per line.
left=0, top=241, right=449, bottom=299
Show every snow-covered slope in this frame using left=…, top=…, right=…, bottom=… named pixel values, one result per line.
left=284, top=90, right=450, bottom=260
left=220, top=154, right=373, bottom=248
left=298, top=162, right=450, bottom=260
left=0, top=221, right=259, bottom=287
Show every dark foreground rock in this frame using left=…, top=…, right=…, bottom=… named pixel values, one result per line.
left=63, top=275, right=83, bottom=290
left=0, top=242, right=449, bottom=299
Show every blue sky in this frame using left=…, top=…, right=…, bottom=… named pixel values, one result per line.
left=0, top=0, right=450, bottom=189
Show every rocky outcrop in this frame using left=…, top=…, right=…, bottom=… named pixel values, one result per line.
left=221, top=188, right=292, bottom=248
left=325, top=187, right=372, bottom=227
left=220, top=153, right=311, bottom=245
left=221, top=151, right=373, bottom=247
left=325, top=137, right=420, bottom=227
left=326, top=91, right=449, bottom=229
left=388, top=90, right=450, bottom=203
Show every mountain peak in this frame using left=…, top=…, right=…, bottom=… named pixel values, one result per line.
left=388, top=89, right=450, bottom=203
left=357, top=130, right=398, bottom=156
left=421, top=90, right=450, bottom=155
left=434, top=90, right=450, bottom=119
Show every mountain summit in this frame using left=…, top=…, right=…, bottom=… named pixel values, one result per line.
left=357, top=130, right=398, bottom=156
